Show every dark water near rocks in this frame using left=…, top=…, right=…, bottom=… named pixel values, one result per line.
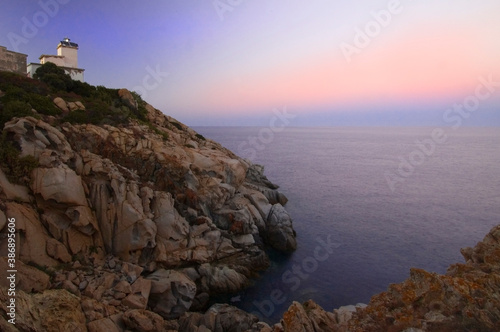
left=194, top=126, right=500, bottom=323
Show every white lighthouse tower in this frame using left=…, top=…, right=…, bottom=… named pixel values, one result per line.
left=57, top=37, right=79, bottom=68
left=27, top=37, right=85, bottom=82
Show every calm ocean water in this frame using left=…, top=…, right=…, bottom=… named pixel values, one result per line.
left=194, top=126, right=500, bottom=323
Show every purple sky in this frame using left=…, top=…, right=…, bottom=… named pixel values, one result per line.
left=1, top=0, right=499, bottom=126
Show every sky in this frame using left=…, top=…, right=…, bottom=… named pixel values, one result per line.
left=1, top=0, right=499, bottom=126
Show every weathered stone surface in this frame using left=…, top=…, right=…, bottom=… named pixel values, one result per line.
left=0, top=168, right=31, bottom=202
left=5, top=202, right=58, bottom=267
left=46, top=238, right=72, bottom=263
left=0, top=288, right=87, bottom=332
left=0, top=84, right=300, bottom=331
left=265, top=204, right=297, bottom=252
left=147, top=269, right=197, bottom=319
left=198, top=263, right=248, bottom=294
left=31, top=167, right=87, bottom=206
left=87, top=317, right=120, bottom=332
left=122, top=309, right=166, bottom=332
left=118, top=88, right=138, bottom=110
left=53, top=97, right=69, bottom=112
left=179, top=303, right=261, bottom=332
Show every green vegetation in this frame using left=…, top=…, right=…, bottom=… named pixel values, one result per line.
left=0, top=63, right=156, bottom=128
left=0, top=132, right=39, bottom=185
left=170, top=121, right=183, bottom=131
left=0, top=63, right=178, bottom=182
left=195, top=133, right=206, bottom=141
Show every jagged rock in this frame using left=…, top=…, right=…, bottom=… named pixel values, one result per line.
left=46, top=238, right=72, bottom=263
left=147, top=269, right=197, bottom=319
left=280, top=301, right=316, bottom=332
left=121, top=262, right=144, bottom=283
left=333, top=303, right=366, bottom=325
left=122, top=309, right=168, bottom=332
left=179, top=303, right=261, bottom=332
left=302, top=300, right=338, bottom=332
left=87, top=317, right=120, bottom=332
left=81, top=297, right=118, bottom=322
left=198, top=263, right=248, bottom=294
left=113, top=280, right=132, bottom=294
left=61, top=280, right=80, bottom=296
left=264, top=204, right=297, bottom=252
left=124, top=277, right=152, bottom=310
left=0, top=82, right=300, bottom=330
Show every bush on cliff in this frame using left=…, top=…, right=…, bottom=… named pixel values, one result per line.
left=0, top=132, right=39, bottom=184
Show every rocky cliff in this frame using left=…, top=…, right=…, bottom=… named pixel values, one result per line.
left=0, top=70, right=296, bottom=331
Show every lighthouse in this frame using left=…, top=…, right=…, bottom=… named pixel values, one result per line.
left=27, top=37, right=85, bottom=82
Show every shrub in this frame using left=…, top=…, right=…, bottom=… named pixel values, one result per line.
left=34, top=62, right=73, bottom=92
left=27, top=93, right=61, bottom=116
left=0, top=133, right=39, bottom=184
left=0, top=100, right=33, bottom=129
left=170, top=121, right=183, bottom=131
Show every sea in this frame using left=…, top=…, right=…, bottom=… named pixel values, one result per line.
left=194, top=126, right=500, bottom=323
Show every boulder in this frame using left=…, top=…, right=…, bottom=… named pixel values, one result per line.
left=118, top=88, right=138, bottom=110
left=179, top=303, right=261, bottom=332
left=87, top=318, right=120, bottom=332
left=198, top=263, right=248, bottom=293
left=264, top=204, right=297, bottom=252
left=147, top=269, right=196, bottom=319
left=53, top=97, right=69, bottom=112
left=46, top=238, right=72, bottom=263
left=122, top=309, right=167, bottom=332
left=31, top=167, right=87, bottom=206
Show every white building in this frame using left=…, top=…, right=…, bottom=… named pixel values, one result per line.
left=27, top=38, right=85, bottom=82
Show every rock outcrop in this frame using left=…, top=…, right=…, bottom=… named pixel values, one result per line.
left=0, top=88, right=297, bottom=331
left=274, top=224, right=500, bottom=332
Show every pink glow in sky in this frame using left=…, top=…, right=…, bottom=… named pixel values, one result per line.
left=1, top=0, right=499, bottom=125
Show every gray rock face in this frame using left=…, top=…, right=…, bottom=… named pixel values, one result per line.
left=147, top=269, right=197, bottom=319
left=265, top=204, right=297, bottom=252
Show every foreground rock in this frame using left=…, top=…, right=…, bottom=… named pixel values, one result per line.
left=0, top=88, right=296, bottom=331
left=275, top=224, right=500, bottom=331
